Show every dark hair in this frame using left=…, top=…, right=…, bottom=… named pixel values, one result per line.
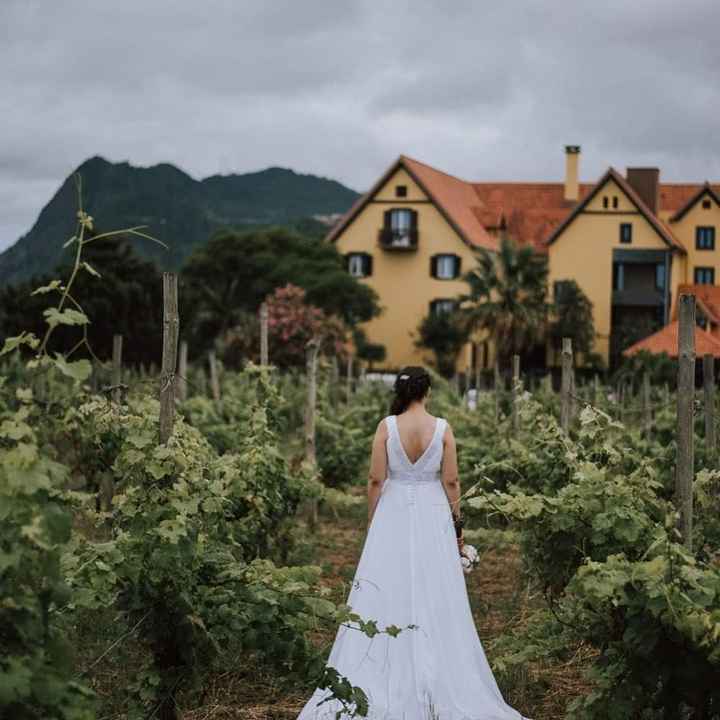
left=390, top=366, right=431, bottom=415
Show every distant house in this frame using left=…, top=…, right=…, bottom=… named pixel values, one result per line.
left=328, top=148, right=720, bottom=371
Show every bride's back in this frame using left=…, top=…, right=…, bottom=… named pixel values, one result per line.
left=394, top=411, right=440, bottom=464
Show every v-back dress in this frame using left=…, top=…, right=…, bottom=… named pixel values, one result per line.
left=296, top=414, right=527, bottom=720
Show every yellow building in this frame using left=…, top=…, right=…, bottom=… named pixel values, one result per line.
left=328, top=148, right=720, bottom=370
left=547, top=154, right=720, bottom=365
left=327, top=156, right=497, bottom=371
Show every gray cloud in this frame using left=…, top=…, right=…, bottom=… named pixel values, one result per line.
left=1, top=0, right=719, bottom=252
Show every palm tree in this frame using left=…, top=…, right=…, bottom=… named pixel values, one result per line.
left=460, top=236, right=549, bottom=366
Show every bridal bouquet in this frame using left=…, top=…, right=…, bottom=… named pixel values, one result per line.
left=460, top=544, right=479, bottom=574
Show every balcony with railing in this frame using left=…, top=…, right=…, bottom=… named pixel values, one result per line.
left=378, top=227, right=418, bottom=250
left=379, top=208, right=418, bottom=251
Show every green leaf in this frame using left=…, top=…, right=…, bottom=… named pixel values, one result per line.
left=43, top=307, right=89, bottom=328
left=52, top=354, right=92, bottom=382
left=1, top=332, right=40, bottom=356
left=31, top=279, right=63, bottom=295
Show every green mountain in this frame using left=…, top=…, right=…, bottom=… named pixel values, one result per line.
left=0, top=156, right=359, bottom=287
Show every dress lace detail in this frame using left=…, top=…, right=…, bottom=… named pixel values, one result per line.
left=296, top=414, right=528, bottom=720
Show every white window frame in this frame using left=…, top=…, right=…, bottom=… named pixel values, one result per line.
left=436, top=254, right=456, bottom=279
left=390, top=209, right=413, bottom=246
left=348, top=253, right=366, bottom=278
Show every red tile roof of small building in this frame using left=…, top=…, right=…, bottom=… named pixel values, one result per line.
left=623, top=320, right=720, bottom=358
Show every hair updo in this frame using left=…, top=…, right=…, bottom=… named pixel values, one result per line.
left=390, top=366, right=431, bottom=415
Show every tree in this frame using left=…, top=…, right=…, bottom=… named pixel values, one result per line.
left=352, top=328, right=386, bottom=370
left=415, top=311, right=469, bottom=378
left=549, top=279, right=596, bottom=360
left=219, top=284, right=348, bottom=368
left=181, top=227, right=380, bottom=356
left=460, top=236, right=549, bottom=366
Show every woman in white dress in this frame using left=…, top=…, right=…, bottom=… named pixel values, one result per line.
left=297, top=366, right=528, bottom=720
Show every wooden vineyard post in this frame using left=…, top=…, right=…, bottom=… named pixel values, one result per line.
left=474, top=344, right=482, bottom=404
left=560, top=337, right=572, bottom=432
left=331, top=355, right=340, bottom=406
left=176, top=340, right=188, bottom=402
left=196, top=364, right=207, bottom=397
left=305, top=337, right=321, bottom=531
left=569, top=367, right=578, bottom=421
left=259, top=301, right=269, bottom=366
left=159, top=273, right=179, bottom=445
left=676, top=294, right=695, bottom=551
left=642, top=373, right=652, bottom=437
left=208, top=350, right=221, bottom=402
left=493, top=360, right=501, bottom=422
left=346, top=354, right=354, bottom=404
left=511, top=354, right=520, bottom=436
left=703, top=353, right=716, bottom=458
left=592, top=373, right=599, bottom=405
left=112, top=334, right=123, bottom=404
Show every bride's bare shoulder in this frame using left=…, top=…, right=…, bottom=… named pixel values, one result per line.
left=374, top=416, right=390, bottom=439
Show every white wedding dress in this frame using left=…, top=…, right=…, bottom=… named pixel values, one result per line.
left=296, top=414, right=527, bottom=720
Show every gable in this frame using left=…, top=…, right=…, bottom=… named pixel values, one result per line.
left=584, top=178, right=638, bottom=213
left=326, top=155, right=497, bottom=251
left=373, top=167, right=428, bottom=202
left=546, top=168, right=684, bottom=252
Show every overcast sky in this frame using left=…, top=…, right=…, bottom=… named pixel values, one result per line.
left=1, top=0, right=719, bottom=252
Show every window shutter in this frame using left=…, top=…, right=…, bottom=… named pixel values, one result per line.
left=430, top=255, right=438, bottom=278
left=454, top=255, right=462, bottom=278
left=343, top=254, right=350, bottom=271
left=410, top=209, right=418, bottom=228
left=383, top=210, right=392, bottom=230
left=429, top=300, right=436, bottom=315
left=364, top=254, right=373, bottom=276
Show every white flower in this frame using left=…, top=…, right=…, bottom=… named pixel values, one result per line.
left=460, top=544, right=480, bottom=574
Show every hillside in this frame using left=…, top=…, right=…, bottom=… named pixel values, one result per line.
left=0, top=156, right=359, bottom=286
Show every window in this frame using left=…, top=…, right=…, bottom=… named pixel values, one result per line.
left=619, top=223, right=632, bottom=244
left=694, top=267, right=715, bottom=285
left=430, top=299, right=456, bottom=316
left=612, top=263, right=624, bottom=291
left=346, top=252, right=372, bottom=278
left=603, top=196, right=609, bottom=209
left=696, top=226, right=716, bottom=250
left=612, top=196, right=619, bottom=209
left=553, top=280, right=572, bottom=302
left=703, top=199, right=712, bottom=209
left=380, top=208, right=417, bottom=248
left=655, top=263, right=666, bottom=291
left=431, top=254, right=461, bottom=279
left=395, top=185, right=407, bottom=198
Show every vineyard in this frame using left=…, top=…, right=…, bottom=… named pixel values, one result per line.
left=2, top=207, right=720, bottom=720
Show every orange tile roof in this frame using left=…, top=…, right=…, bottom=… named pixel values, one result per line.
left=400, top=156, right=497, bottom=251
left=326, top=155, right=716, bottom=254
left=674, top=284, right=720, bottom=325
left=623, top=320, right=720, bottom=358
left=471, top=182, right=594, bottom=252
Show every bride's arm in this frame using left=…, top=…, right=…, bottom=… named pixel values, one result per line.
left=440, top=424, right=463, bottom=547
left=367, top=419, right=389, bottom=525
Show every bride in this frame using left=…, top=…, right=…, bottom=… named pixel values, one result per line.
left=296, top=366, right=528, bottom=719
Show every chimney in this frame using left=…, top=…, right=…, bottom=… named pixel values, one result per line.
left=564, top=145, right=581, bottom=202
left=626, top=167, right=660, bottom=214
